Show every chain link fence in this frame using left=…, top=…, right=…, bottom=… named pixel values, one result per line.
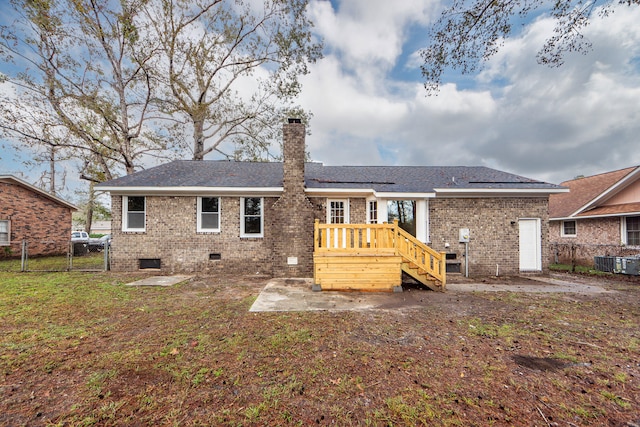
left=0, top=239, right=110, bottom=272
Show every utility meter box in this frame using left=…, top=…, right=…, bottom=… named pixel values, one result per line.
left=459, top=228, right=470, bottom=243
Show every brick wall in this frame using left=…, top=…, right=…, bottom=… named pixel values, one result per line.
left=0, top=182, right=72, bottom=257
left=549, top=217, right=621, bottom=245
left=111, top=195, right=276, bottom=274
left=549, top=217, right=638, bottom=266
left=350, top=198, right=367, bottom=223
left=429, top=197, right=550, bottom=276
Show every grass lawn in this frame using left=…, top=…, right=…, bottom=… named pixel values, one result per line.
left=0, top=271, right=638, bottom=426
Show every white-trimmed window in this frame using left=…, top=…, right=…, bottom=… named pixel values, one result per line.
left=0, top=220, right=9, bottom=245
left=123, top=196, right=145, bottom=232
left=624, top=216, right=640, bottom=246
left=328, top=199, right=349, bottom=224
left=198, top=197, right=220, bottom=232
left=561, top=220, right=576, bottom=237
left=241, top=197, right=263, bottom=238
left=367, top=200, right=378, bottom=224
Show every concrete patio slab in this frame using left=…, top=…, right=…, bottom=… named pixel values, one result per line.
left=249, top=278, right=414, bottom=312
left=249, top=276, right=613, bottom=312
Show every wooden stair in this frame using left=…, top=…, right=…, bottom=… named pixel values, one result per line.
left=401, top=261, right=443, bottom=292
left=393, top=224, right=446, bottom=292
left=313, top=220, right=446, bottom=292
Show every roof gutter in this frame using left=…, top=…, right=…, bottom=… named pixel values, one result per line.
left=97, top=186, right=284, bottom=197
left=551, top=210, right=640, bottom=221
left=434, top=187, right=569, bottom=197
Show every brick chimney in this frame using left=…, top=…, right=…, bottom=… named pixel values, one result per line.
left=282, top=118, right=306, bottom=196
left=269, top=118, right=316, bottom=277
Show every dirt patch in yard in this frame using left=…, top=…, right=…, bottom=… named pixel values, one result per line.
left=1, top=271, right=639, bottom=426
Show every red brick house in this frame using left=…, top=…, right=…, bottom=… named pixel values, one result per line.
left=97, top=120, right=566, bottom=286
left=549, top=166, right=640, bottom=266
left=0, top=175, right=77, bottom=257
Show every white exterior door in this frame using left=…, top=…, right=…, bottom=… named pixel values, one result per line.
left=519, top=218, right=541, bottom=271
left=327, top=199, right=349, bottom=248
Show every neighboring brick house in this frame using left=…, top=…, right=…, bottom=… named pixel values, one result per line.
left=549, top=166, right=640, bottom=266
left=97, top=120, right=566, bottom=278
left=0, top=175, right=77, bottom=258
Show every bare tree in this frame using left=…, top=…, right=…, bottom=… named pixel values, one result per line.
left=141, top=0, right=322, bottom=160
left=421, top=0, right=640, bottom=94
left=0, top=95, right=73, bottom=194
left=0, top=0, right=171, bottom=182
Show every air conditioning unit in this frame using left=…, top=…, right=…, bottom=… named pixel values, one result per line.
left=615, top=257, right=640, bottom=276
left=594, top=256, right=616, bottom=273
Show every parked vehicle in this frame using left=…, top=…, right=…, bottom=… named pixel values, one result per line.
left=71, top=231, right=90, bottom=255
left=71, top=231, right=90, bottom=242
left=88, top=237, right=103, bottom=251
left=96, top=234, right=111, bottom=250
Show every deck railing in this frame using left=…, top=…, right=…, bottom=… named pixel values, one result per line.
left=314, top=219, right=446, bottom=286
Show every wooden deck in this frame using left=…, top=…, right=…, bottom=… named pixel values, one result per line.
left=313, top=220, right=446, bottom=292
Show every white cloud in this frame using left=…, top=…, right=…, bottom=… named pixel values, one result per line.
left=301, top=0, right=640, bottom=184
left=307, top=0, right=435, bottom=71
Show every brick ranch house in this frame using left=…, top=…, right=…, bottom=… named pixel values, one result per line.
left=549, top=166, right=640, bottom=266
left=97, top=120, right=566, bottom=288
left=0, top=175, right=77, bottom=258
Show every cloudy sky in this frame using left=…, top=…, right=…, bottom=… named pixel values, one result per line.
left=1, top=0, right=639, bottom=195
left=298, top=0, right=640, bottom=185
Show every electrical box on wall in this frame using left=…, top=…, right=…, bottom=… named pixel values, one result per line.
left=459, top=228, right=470, bottom=243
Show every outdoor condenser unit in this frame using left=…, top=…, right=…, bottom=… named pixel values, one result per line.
left=594, top=256, right=616, bottom=273
left=615, top=257, right=640, bottom=276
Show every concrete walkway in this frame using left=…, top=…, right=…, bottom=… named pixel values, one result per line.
left=446, top=275, right=613, bottom=294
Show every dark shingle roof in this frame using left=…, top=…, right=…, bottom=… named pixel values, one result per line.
left=97, top=160, right=564, bottom=193
left=306, top=165, right=558, bottom=192
left=98, top=160, right=285, bottom=188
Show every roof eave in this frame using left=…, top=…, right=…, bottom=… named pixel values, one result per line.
left=434, top=188, right=568, bottom=197
left=569, top=166, right=640, bottom=216
left=304, top=188, right=375, bottom=197
left=0, top=175, right=78, bottom=210
left=97, top=186, right=284, bottom=197
left=305, top=188, right=438, bottom=198
left=552, top=210, right=640, bottom=221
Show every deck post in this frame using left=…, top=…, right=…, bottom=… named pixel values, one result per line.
left=314, top=219, right=319, bottom=250
left=392, top=219, right=400, bottom=256
left=313, top=219, right=321, bottom=291
left=440, top=251, right=447, bottom=288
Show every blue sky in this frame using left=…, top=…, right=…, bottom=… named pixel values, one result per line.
left=299, top=0, right=640, bottom=184
left=1, top=0, right=640, bottom=201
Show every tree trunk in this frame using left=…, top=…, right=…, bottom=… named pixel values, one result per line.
left=85, top=182, right=95, bottom=234
left=192, top=116, right=205, bottom=161
left=49, top=146, right=56, bottom=195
